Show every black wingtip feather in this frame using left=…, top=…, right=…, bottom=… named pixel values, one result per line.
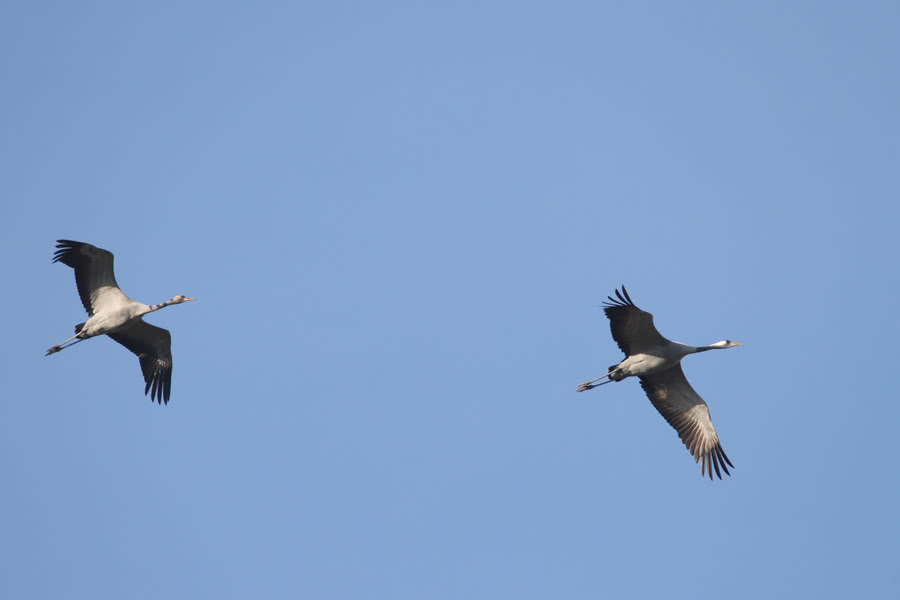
left=722, top=448, right=734, bottom=469
left=699, top=445, right=734, bottom=480
left=51, top=240, right=86, bottom=265
left=162, top=368, right=171, bottom=405
left=145, top=366, right=163, bottom=405
left=144, top=365, right=172, bottom=405
left=601, top=286, right=637, bottom=309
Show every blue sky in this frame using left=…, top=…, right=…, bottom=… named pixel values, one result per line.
left=3, top=2, right=899, bottom=598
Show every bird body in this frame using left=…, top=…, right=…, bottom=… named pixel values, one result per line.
left=577, top=286, right=740, bottom=479
left=607, top=342, right=695, bottom=380
left=46, top=240, right=194, bottom=404
left=78, top=301, right=145, bottom=337
left=77, top=297, right=186, bottom=338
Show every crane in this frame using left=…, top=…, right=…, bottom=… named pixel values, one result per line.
left=576, top=286, right=740, bottom=479
left=46, top=240, right=195, bottom=405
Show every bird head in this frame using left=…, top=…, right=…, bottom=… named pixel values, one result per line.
left=173, top=295, right=196, bottom=304
left=711, top=340, right=741, bottom=348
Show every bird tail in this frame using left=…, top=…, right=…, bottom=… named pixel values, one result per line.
left=74, top=322, right=85, bottom=334
left=608, top=363, right=627, bottom=382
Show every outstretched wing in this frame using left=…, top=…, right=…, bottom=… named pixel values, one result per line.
left=107, top=320, right=173, bottom=405
left=602, top=286, right=668, bottom=356
left=638, top=364, right=733, bottom=480
left=52, top=240, right=129, bottom=316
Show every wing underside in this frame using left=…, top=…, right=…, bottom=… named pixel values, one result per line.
left=639, top=364, right=733, bottom=479
left=107, top=320, right=173, bottom=405
left=602, top=287, right=669, bottom=356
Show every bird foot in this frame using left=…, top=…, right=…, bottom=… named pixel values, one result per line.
left=45, top=346, right=60, bottom=356
left=576, top=382, right=594, bottom=392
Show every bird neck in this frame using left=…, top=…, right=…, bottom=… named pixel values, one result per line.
left=670, top=342, right=700, bottom=359
left=145, top=297, right=181, bottom=314
left=695, top=345, right=724, bottom=353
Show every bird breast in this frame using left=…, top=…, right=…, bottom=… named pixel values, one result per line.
left=617, top=353, right=680, bottom=378
left=81, top=306, right=142, bottom=337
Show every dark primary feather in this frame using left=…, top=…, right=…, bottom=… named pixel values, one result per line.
left=602, top=286, right=668, bottom=356
left=638, top=364, right=734, bottom=480
left=107, top=321, right=173, bottom=405
left=52, top=240, right=120, bottom=316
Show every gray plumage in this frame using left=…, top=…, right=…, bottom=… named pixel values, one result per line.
left=47, top=240, right=195, bottom=404
left=577, top=286, right=740, bottom=480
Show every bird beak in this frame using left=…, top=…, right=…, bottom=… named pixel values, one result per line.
left=184, top=297, right=197, bottom=302
left=732, top=342, right=741, bottom=346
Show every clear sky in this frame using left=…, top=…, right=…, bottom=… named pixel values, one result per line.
left=2, top=2, right=899, bottom=598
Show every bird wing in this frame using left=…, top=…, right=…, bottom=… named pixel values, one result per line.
left=602, top=286, right=668, bottom=356
left=107, top=320, right=173, bottom=405
left=638, top=364, right=733, bottom=479
left=52, top=240, right=130, bottom=316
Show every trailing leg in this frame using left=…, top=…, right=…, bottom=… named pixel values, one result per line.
left=576, top=372, right=614, bottom=392
left=45, top=325, right=88, bottom=356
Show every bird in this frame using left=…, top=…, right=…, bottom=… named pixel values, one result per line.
left=576, top=286, right=740, bottom=479
left=46, top=240, right=195, bottom=404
